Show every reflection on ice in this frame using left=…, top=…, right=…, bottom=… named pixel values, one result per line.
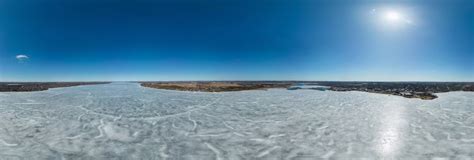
left=376, top=99, right=407, bottom=158
left=0, top=83, right=473, bottom=159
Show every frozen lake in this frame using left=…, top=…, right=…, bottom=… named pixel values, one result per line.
left=0, top=83, right=473, bottom=159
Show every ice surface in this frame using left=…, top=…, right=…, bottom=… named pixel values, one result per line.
left=0, top=83, right=473, bottom=159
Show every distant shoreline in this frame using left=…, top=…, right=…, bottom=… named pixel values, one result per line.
left=0, top=82, right=110, bottom=92
left=140, top=82, right=292, bottom=92
left=1, top=81, right=473, bottom=100
left=140, top=81, right=474, bottom=100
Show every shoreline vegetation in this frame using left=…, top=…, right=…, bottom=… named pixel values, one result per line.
left=0, top=82, right=110, bottom=92
left=140, top=81, right=474, bottom=100
left=140, top=82, right=292, bottom=92
left=0, top=81, right=472, bottom=100
left=317, top=82, right=474, bottom=100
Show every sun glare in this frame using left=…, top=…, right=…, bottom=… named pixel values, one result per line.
left=372, top=8, right=413, bottom=29
left=385, top=11, right=401, bottom=22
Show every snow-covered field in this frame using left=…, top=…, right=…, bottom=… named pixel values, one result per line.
left=0, top=83, right=473, bottom=159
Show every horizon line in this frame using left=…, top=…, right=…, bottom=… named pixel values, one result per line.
left=1, top=80, right=473, bottom=83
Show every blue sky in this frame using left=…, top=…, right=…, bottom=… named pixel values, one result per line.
left=0, top=0, right=472, bottom=81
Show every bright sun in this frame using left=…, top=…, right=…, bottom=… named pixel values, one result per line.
left=385, top=11, right=401, bottom=22
left=373, top=9, right=413, bottom=28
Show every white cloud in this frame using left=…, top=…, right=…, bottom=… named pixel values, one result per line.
left=16, top=54, right=29, bottom=62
